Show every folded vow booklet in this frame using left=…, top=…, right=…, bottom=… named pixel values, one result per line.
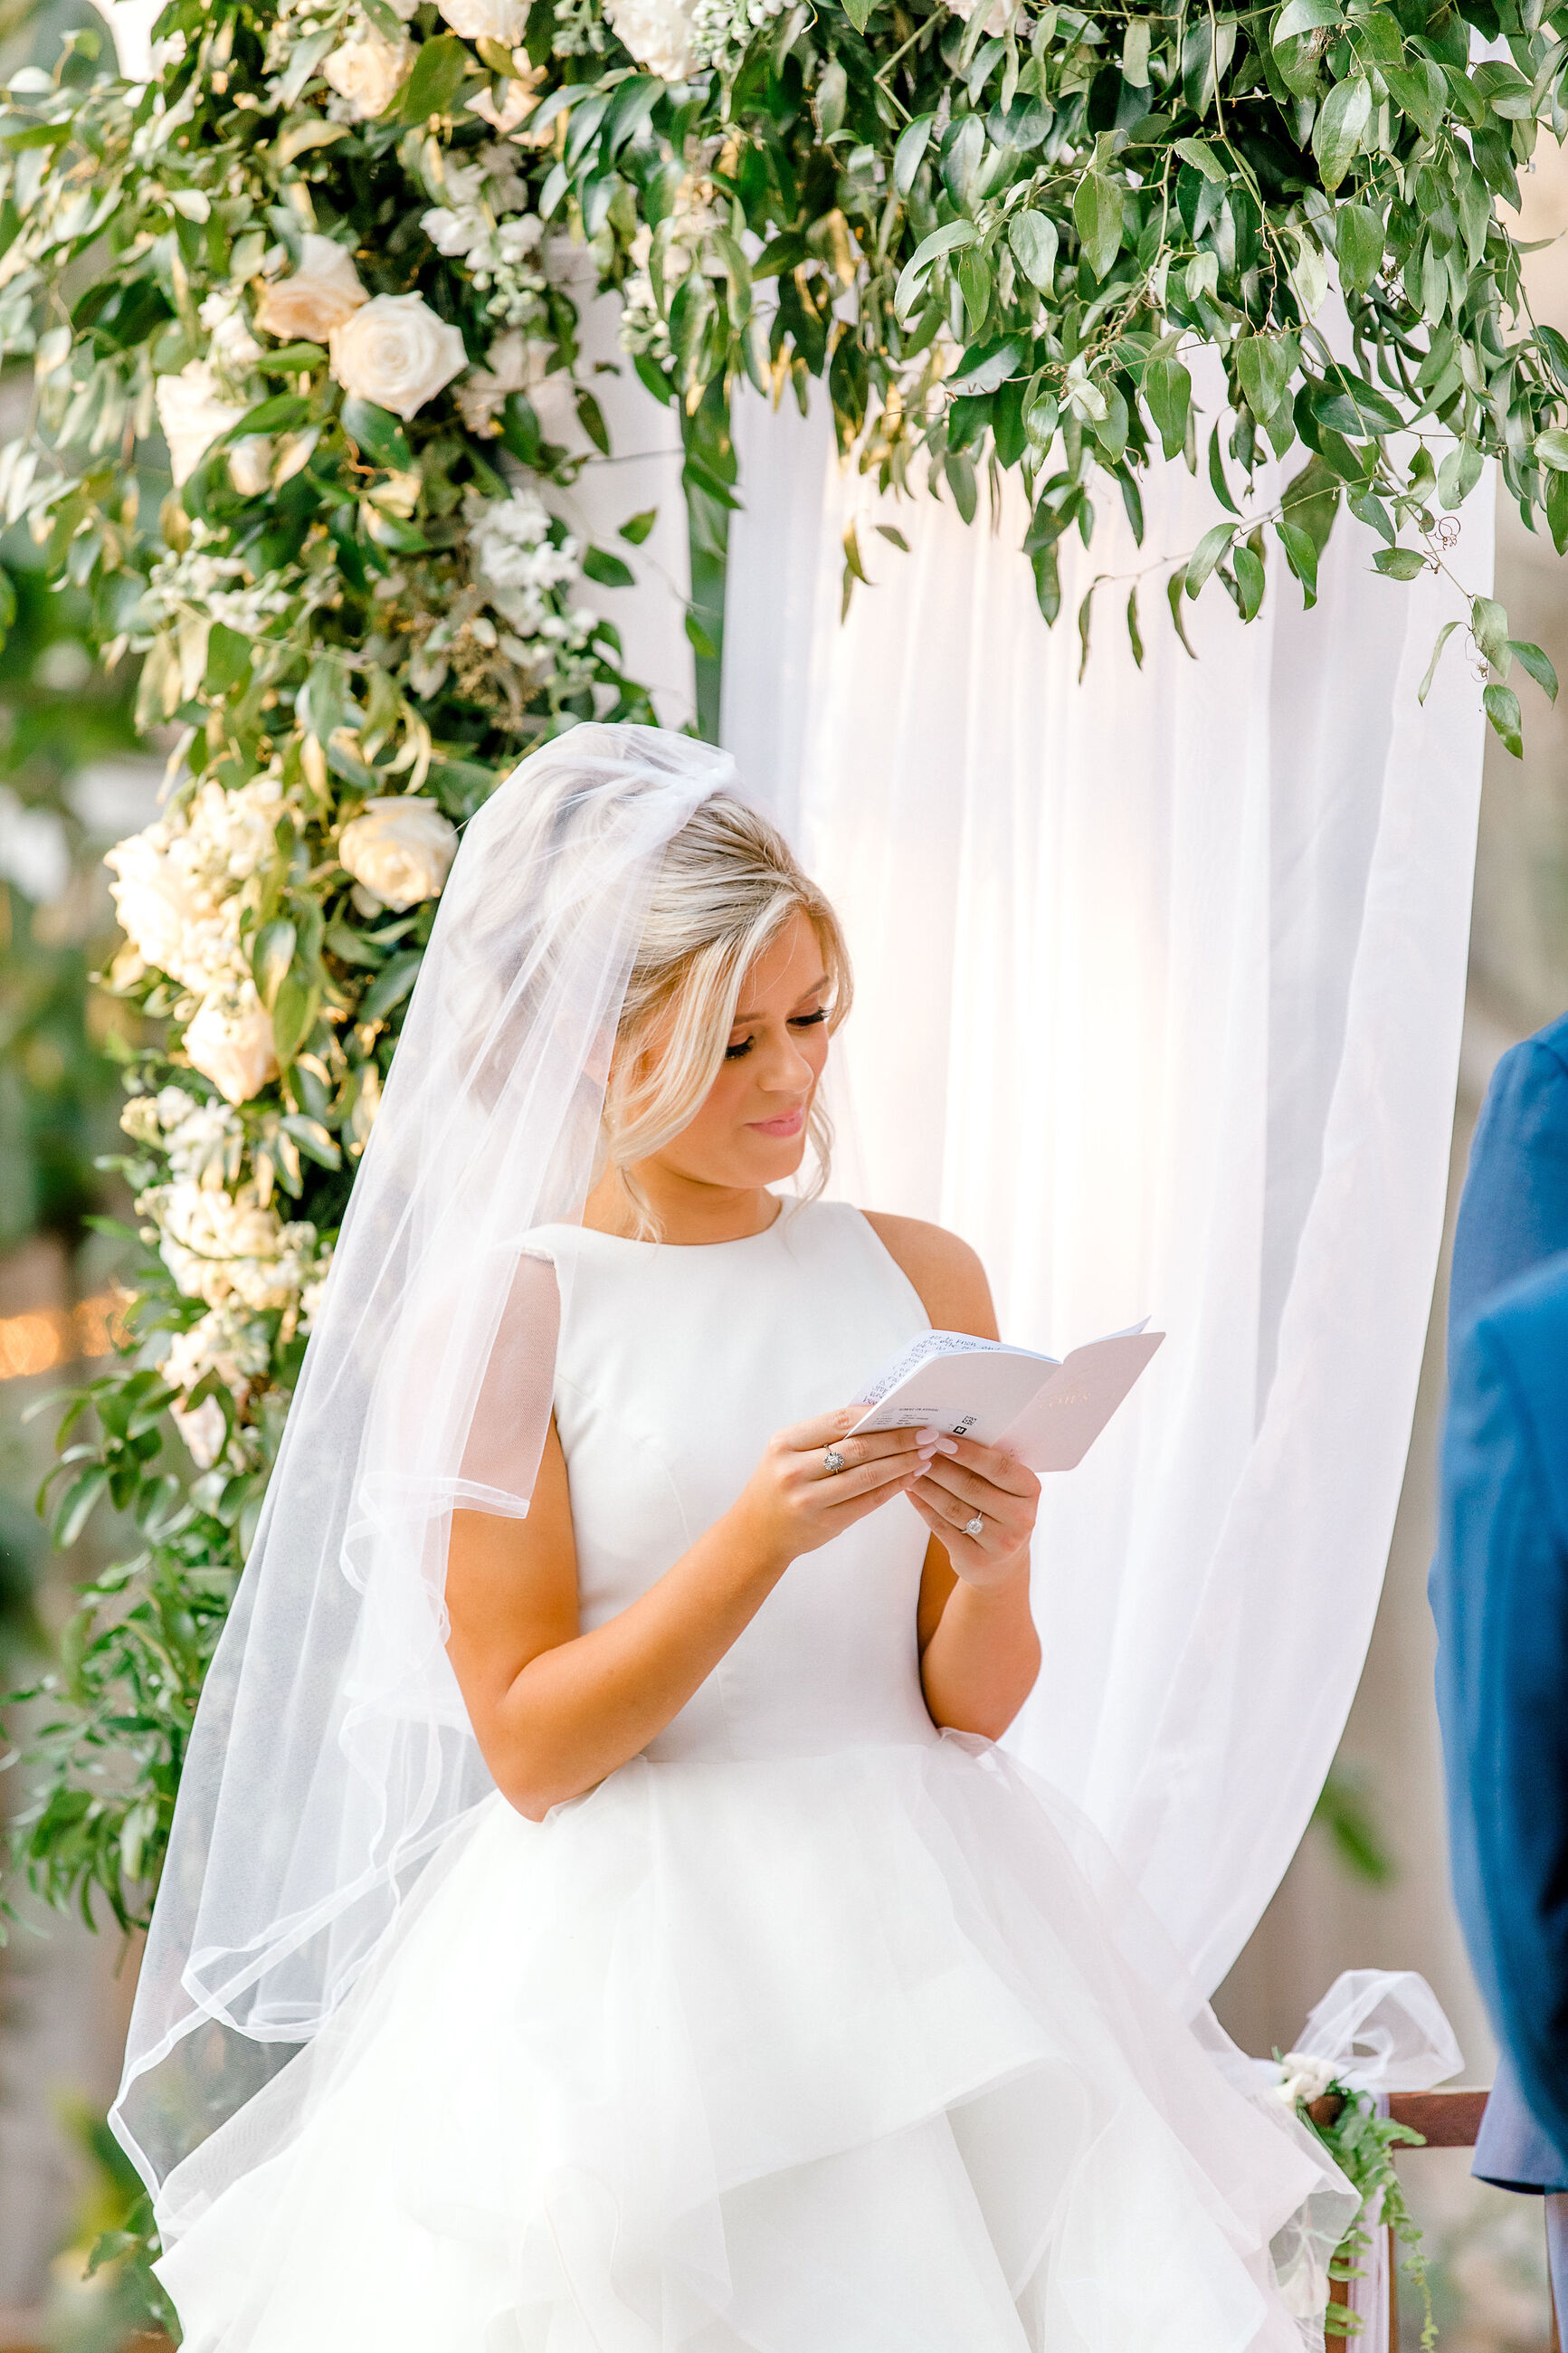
left=850, top=1324, right=1164, bottom=1473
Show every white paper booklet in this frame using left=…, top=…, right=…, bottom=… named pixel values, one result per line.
left=849, top=1323, right=1164, bottom=1473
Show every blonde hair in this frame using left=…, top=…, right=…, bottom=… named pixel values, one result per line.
left=600, top=794, right=851, bottom=1236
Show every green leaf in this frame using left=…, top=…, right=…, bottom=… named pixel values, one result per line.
left=1483, top=681, right=1524, bottom=757
left=1174, top=136, right=1228, bottom=182
left=1438, top=440, right=1484, bottom=509
left=583, top=546, right=635, bottom=587
left=256, top=341, right=328, bottom=375
left=1126, top=586, right=1144, bottom=668
left=946, top=449, right=978, bottom=526
left=358, top=948, right=423, bottom=1024
left=1277, top=518, right=1321, bottom=605
left=1311, top=74, right=1373, bottom=191
left=1185, top=521, right=1236, bottom=597
left=1471, top=594, right=1511, bottom=671
left=620, top=508, right=658, bottom=544
left=1372, top=547, right=1427, bottom=578
left=1077, top=583, right=1096, bottom=681
left=1311, top=366, right=1402, bottom=440
left=1007, top=211, right=1059, bottom=291
left=1508, top=640, right=1558, bottom=703
left=52, top=1462, right=109, bottom=1549
left=1167, top=567, right=1199, bottom=656
left=575, top=388, right=610, bottom=455
left=1335, top=203, right=1383, bottom=292
left=400, top=33, right=470, bottom=121
left=1533, top=427, right=1568, bottom=472
left=957, top=250, right=992, bottom=334
left=271, top=967, right=320, bottom=1066
left=946, top=337, right=1025, bottom=397
left=1073, top=172, right=1124, bottom=281
left=893, top=113, right=936, bottom=195
left=1143, top=358, right=1192, bottom=462
left=1236, top=334, right=1289, bottom=424
left=1233, top=538, right=1266, bottom=620
left=341, top=398, right=413, bottom=472
left=1418, top=619, right=1459, bottom=705
left=1272, top=0, right=1340, bottom=43
left=252, top=917, right=297, bottom=1010
left=281, top=1114, right=342, bottom=1170
left=894, top=220, right=977, bottom=319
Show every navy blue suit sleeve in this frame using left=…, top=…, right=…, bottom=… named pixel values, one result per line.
left=1443, top=1307, right=1568, bottom=2158
left=1449, top=1037, right=1568, bottom=1345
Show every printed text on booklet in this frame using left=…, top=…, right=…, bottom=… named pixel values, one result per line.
left=850, top=1327, right=1164, bottom=1474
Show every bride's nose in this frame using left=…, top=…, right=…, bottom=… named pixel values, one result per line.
left=755, top=1025, right=814, bottom=1090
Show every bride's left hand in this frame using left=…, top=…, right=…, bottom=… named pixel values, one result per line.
left=909, top=1436, right=1040, bottom=1586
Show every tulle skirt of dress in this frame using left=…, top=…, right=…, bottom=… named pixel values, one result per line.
left=156, top=1734, right=1354, bottom=2353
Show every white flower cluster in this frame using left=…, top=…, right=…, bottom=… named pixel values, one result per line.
left=470, top=486, right=590, bottom=639
left=1274, top=2052, right=1338, bottom=2109
left=142, top=529, right=302, bottom=640
left=687, top=0, right=785, bottom=69
left=120, top=1087, right=330, bottom=1467
left=106, top=774, right=297, bottom=1104
left=143, top=1177, right=323, bottom=1319
left=421, top=149, right=547, bottom=329
left=453, top=328, right=550, bottom=438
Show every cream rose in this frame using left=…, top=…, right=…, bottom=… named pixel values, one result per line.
left=328, top=293, right=468, bottom=421
left=323, top=23, right=413, bottom=120
left=337, top=796, right=458, bottom=910
left=155, top=361, right=245, bottom=487
left=436, top=0, right=527, bottom=41
left=171, top=1394, right=228, bottom=1471
left=105, top=830, right=204, bottom=981
left=603, top=0, right=697, bottom=78
left=184, top=985, right=280, bottom=1106
left=254, top=235, right=369, bottom=343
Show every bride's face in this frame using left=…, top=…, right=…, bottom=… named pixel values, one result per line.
left=655, top=909, right=832, bottom=1193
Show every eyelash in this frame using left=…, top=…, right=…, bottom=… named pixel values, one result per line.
left=725, top=1008, right=829, bottom=1061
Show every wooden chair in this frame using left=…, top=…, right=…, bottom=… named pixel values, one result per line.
left=1319, top=2087, right=1560, bottom=2353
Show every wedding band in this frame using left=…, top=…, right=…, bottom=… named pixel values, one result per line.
left=964, top=1513, right=984, bottom=1538
left=823, top=1447, right=847, bottom=1474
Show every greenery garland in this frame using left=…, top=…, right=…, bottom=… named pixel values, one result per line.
left=1296, top=2078, right=1435, bottom=2348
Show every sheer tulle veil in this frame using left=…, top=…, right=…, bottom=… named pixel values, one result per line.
left=112, top=726, right=734, bottom=2223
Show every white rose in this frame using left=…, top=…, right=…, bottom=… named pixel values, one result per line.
left=337, top=796, right=458, bottom=910
left=105, top=829, right=204, bottom=978
left=184, top=985, right=280, bottom=1106
left=328, top=293, right=468, bottom=421
left=155, top=361, right=245, bottom=488
left=254, top=234, right=369, bottom=343
left=171, top=1394, right=228, bottom=1471
left=436, top=0, right=527, bottom=40
left=323, top=23, right=413, bottom=120
left=604, top=0, right=697, bottom=78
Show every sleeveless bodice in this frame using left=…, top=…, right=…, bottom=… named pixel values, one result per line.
left=533, top=1200, right=937, bottom=1763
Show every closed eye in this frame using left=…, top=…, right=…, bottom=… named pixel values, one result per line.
left=725, top=1007, right=831, bottom=1061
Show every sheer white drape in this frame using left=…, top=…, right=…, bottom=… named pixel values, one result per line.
left=723, top=392, right=1490, bottom=1995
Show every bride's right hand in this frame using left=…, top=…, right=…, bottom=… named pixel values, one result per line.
left=729, top=1411, right=947, bottom=1567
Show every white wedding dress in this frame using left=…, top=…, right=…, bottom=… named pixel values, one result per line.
left=157, top=1200, right=1351, bottom=2353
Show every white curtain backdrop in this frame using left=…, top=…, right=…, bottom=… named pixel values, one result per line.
left=723, top=392, right=1491, bottom=1996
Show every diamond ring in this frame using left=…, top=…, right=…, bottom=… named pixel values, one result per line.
left=823, top=1447, right=848, bottom=1474
left=963, top=1513, right=984, bottom=1538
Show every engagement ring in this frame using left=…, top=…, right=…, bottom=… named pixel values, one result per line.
left=823, top=1447, right=847, bottom=1474
left=964, top=1514, right=984, bottom=1538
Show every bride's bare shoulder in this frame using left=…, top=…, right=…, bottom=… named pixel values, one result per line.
left=860, top=1212, right=998, bottom=1339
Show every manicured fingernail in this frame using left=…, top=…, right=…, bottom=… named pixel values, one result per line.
left=931, top=1437, right=958, bottom=1455
left=917, top=1425, right=941, bottom=1442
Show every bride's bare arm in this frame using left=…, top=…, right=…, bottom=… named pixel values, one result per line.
left=446, top=1410, right=936, bottom=1821
left=864, top=1214, right=1043, bottom=1740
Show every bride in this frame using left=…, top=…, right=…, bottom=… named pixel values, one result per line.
left=119, top=726, right=1353, bottom=2352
